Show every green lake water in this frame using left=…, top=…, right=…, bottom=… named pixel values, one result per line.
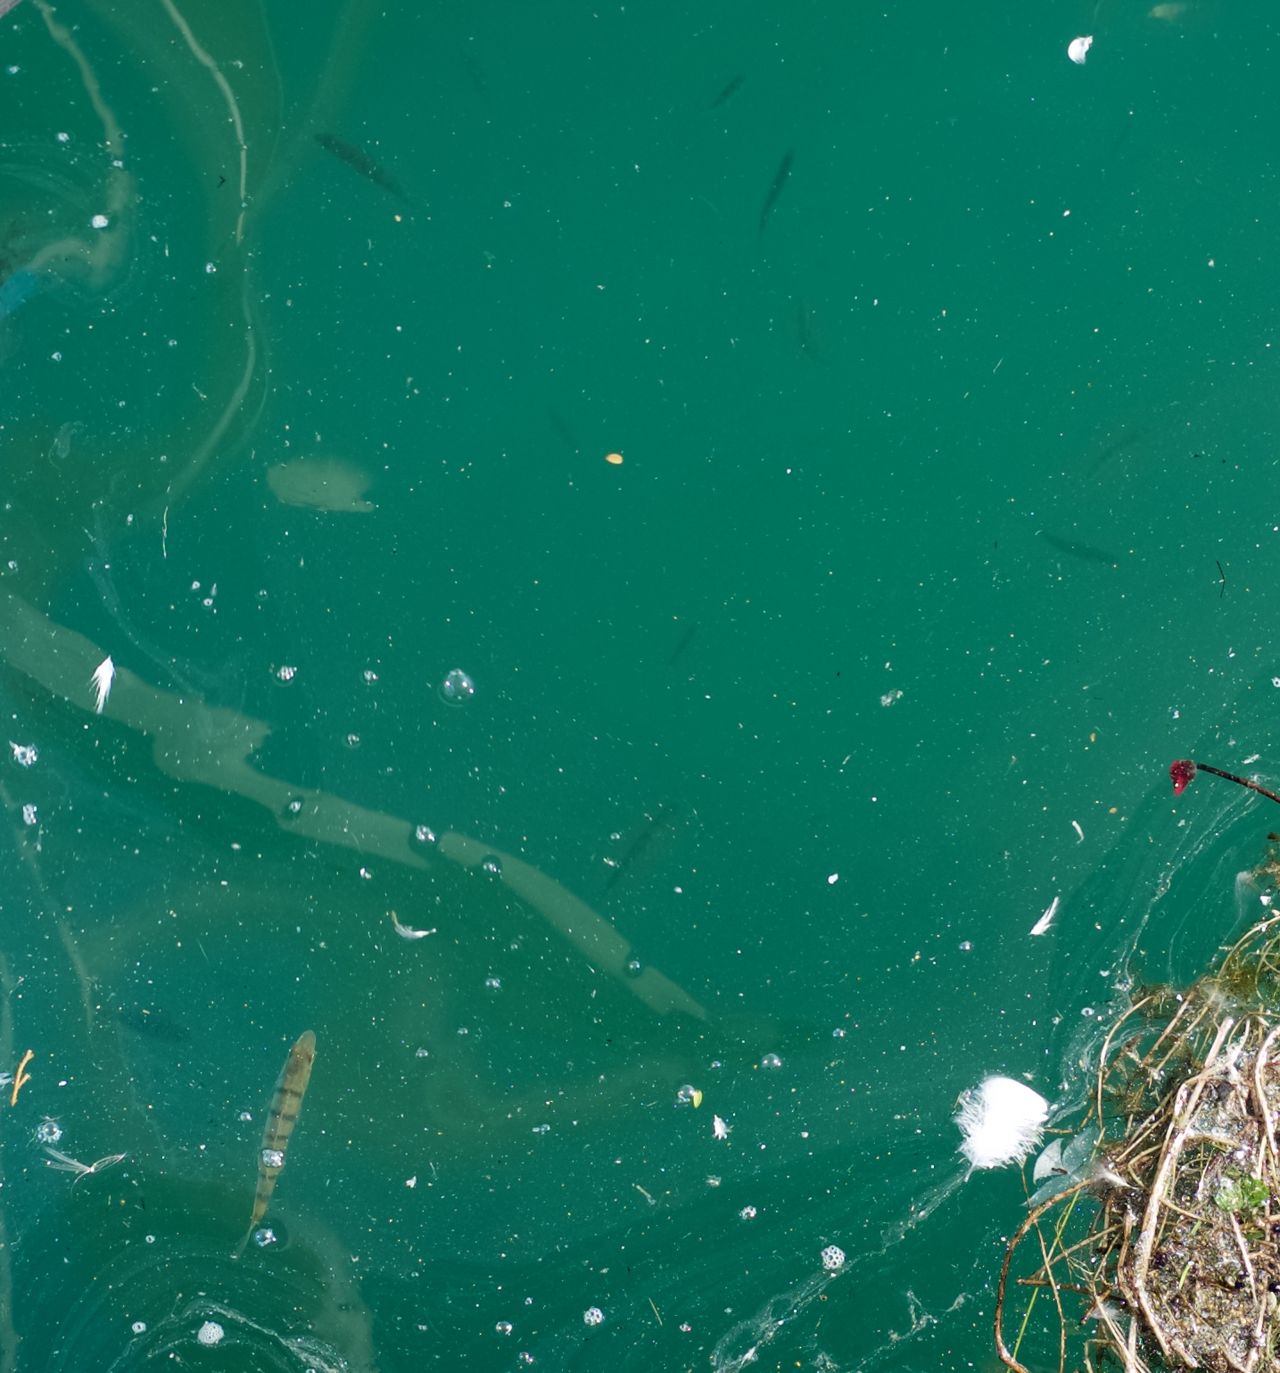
left=1, top=0, right=1278, bottom=1368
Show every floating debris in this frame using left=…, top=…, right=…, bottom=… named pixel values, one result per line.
left=90, top=655, right=114, bottom=714
left=390, top=910, right=436, bottom=940
left=996, top=830, right=1280, bottom=1372
left=43, top=1146, right=126, bottom=1187
left=1030, top=896, right=1060, bottom=937
left=712, top=1114, right=731, bottom=1141
left=10, top=1049, right=33, bottom=1106
left=954, top=1075, right=1047, bottom=1170
left=196, top=1321, right=224, bottom=1347
left=1067, top=35, right=1093, bottom=63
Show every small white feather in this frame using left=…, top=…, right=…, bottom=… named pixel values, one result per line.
left=1030, top=896, right=1059, bottom=937
left=955, top=1075, right=1048, bottom=1170
left=90, top=656, right=115, bottom=715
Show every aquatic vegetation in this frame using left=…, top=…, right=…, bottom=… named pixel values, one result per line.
left=997, top=901, right=1280, bottom=1373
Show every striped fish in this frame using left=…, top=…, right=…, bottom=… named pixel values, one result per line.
left=234, top=1030, right=316, bottom=1255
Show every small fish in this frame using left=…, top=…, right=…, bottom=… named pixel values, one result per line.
left=758, top=150, right=794, bottom=235
left=1039, top=532, right=1123, bottom=567
left=112, top=1003, right=191, bottom=1044
left=709, top=75, right=744, bottom=109
left=602, top=802, right=679, bottom=892
left=314, top=133, right=410, bottom=205
left=235, top=1030, right=316, bottom=1256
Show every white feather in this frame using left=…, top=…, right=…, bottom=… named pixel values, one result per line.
left=90, top=656, right=115, bottom=715
left=1030, top=896, right=1059, bottom=937
left=955, top=1075, right=1048, bottom=1170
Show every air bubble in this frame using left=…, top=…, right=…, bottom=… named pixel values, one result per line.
left=479, top=855, right=502, bottom=877
left=484, top=975, right=502, bottom=992
left=739, top=1205, right=758, bottom=1220
left=252, top=1227, right=277, bottom=1247
left=131, top=1321, right=146, bottom=1335
left=261, top=1148, right=284, bottom=1169
left=760, top=1052, right=783, bottom=1069
left=283, top=797, right=305, bottom=819
left=345, top=733, right=361, bottom=749
left=35, top=1118, right=62, bottom=1145
left=495, top=1321, right=513, bottom=1336
left=438, top=668, right=475, bottom=706
left=412, top=824, right=437, bottom=848
left=623, top=957, right=643, bottom=979
left=675, top=1083, right=699, bottom=1106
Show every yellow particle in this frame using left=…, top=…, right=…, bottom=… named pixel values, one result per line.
left=605, top=452, right=624, bottom=466
left=691, top=1088, right=703, bottom=1109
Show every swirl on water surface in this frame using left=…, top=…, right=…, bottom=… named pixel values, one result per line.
left=17, top=1177, right=373, bottom=1372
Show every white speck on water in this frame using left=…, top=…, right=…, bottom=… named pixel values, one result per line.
left=21, top=804, right=36, bottom=826
left=274, top=665, right=297, bottom=683
left=826, top=872, right=839, bottom=885
left=405, top=1176, right=417, bottom=1188
left=959, top=940, right=973, bottom=951
left=9, top=742, right=37, bottom=768
left=495, top=1321, right=513, bottom=1335
left=252, top=1227, right=277, bottom=1248
left=739, top=1205, right=758, bottom=1220
left=821, top=1244, right=846, bottom=1271
left=261, top=1148, right=285, bottom=1169
left=91, top=214, right=108, bottom=229
left=880, top=688, right=904, bottom=707
left=204, top=261, right=217, bottom=274
left=583, top=1307, right=604, bottom=1327
left=1067, top=34, right=1093, bottom=63
left=712, top=1115, right=731, bottom=1140
left=131, top=1321, right=146, bottom=1334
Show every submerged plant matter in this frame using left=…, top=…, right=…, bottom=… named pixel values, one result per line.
left=996, top=845, right=1280, bottom=1373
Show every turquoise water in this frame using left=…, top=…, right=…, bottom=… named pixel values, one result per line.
left=1, top=0, right=1279, bottom=1368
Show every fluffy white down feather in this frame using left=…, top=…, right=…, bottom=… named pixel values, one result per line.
left=955, top=1075, right=1049, bottom=1170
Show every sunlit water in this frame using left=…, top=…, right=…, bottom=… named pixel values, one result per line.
left=1, top=0, right=1279, bottom=1369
